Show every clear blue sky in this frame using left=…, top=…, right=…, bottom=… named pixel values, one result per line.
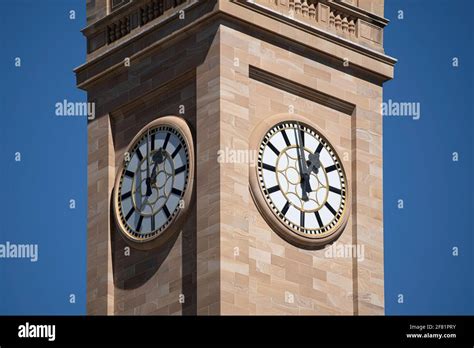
left=0, top=0, right=472, bottom=315
left=383, top=0, right=473, bottom=314
left=0, top=0, right=87, bottom=314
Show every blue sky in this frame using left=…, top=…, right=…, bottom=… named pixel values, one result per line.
left=0, top=0, right=472, bottom=315
left=383, top=0, right=473, bottom=314
left=0, top=0, right=87, bottom=314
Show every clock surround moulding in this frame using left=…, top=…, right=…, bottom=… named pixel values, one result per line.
left=249, top=113, right=351, bottom=250
left=112, top=115, right=195, bottom=251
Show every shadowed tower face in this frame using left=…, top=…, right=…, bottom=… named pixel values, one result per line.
left=77, top=0, right=394, bottom=315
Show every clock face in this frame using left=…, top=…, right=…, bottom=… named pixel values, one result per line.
left=114, top=119, right=192, bottom=245
left=255, top=120, right=348, bottom=243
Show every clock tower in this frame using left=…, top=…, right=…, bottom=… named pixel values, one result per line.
left=76, top=0, right=395, bottom=315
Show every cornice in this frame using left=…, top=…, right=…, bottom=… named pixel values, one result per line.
left=76, top=0, right=396, bottom=90
left=236, top=0, right=396, bottom=65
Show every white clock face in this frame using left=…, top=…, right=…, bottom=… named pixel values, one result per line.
left=257, top=121, right=347, bottom=237
left=116, top=124, right=190, bottom=241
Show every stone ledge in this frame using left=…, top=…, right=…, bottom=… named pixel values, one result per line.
left=76, top=2, right=395, bottom=91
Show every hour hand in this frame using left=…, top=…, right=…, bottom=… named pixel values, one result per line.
left=153, top=148, right=166, bottom=165
left=303, top=173, right=312, bottom=194
left=150, top=148, right=166, bottom=184
left=301, top=182, right=309, bottom=201
left=300, top=173, right=312, bottom=202
left=145, top=178, right=153, bottom=197
left=307, top=152, right=321, bottom=174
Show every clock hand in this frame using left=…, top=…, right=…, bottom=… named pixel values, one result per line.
left=150, top=148, right=166, bottom=185
left=146, top=129, right=151, bottom=178
left=294, top=124, right=309, bottom=202
left=295, top=122, right=309, bottom=175
left=145, top=129, right=153, bottom=197
left=296, top=123, right=314, bottom=196
left=307, top=152, right=321, bottom=174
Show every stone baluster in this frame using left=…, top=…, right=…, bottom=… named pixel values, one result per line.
left=348, top=19, right=356, bottom=35
left=289, top=0, right=295, bottom=12
left=153, top=0, right=159, bottom=17
left=302, top=1, right=309, bottom=16
left=295, top=0, right=302, bottom=14
left=335, top=13, right=342, bottom=31
left=108, top=26, right=115, bottom=43
left=147, top=4, right=153, bottom=21
left=115, top=22, right=121, bottom=39
left=120, top=20, right=125, bottom=36
left=342, top=16, right=348, bottom=33
left=329, top=11, right=335, bottom=27
left=308, top=3, right=316, bottom=19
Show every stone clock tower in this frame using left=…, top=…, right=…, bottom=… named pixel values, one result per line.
left=76, top=0, right=395, bottom=315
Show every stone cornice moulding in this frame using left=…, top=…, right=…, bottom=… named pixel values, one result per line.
left=237, top=0, right=395, bottom=62
left=75, top=1, right=218, bottom=89
left=82, top=0, right=201, bottom=58
left=82, top=0, right=198, bottom=37
left=76, top=0, right=396, bottom=90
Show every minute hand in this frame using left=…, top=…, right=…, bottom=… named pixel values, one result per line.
left=295, top=124, right=311, bottom=201
left=296, top=125, right=309, bottom=175
left=145, top=129, right=152, bottom=196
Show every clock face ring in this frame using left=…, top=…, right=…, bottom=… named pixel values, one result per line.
left=249, top=114, right=350, bottom=248
left=113, top=116, right=194, bottom=250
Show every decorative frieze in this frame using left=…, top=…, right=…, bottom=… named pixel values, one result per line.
left=288, top=1, right=358, bottom=38
left=140, top=0, right=165, bottom=25
left=88, top=0, right=384, bottom=55
left=89, top=0, right=190, bottom=52
left=260, top=0, right=384, bottom=49
left=107, top=16, right=132, bottom=43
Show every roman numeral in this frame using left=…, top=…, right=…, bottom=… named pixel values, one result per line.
left=151, top=133, right=155, bottom=151
left=267, top=142, right=280, bottom=156
left=314, top=211, right=323, bottom=228
left=329, top=186, right=342, bottom=195
left=281, top=130, right=291, bottom=147
left=136, top=215, right=144, bottom=232
left=300, top=211, right=305, bottom=227
left=121, top=191, right=132, bottom=200
left=325, top=164, right=337, bottom=173
left=125, top=207, right=134, bottom=221
left=316, top=142, right=323, bottom=154
left=124, top=170, right=134, bottom=178
left=325, top=202, right=337, bottom=216
left=171, top=188, right=183, bottom=196
left=136, top=148, right=143, bottom=161
left=175, top=165, right=186, bottom=175
left=267, top=185, right=280, bottom=194
left=151, top=215, right=155, bottom=231
left=163, top=132, right=171, bottom=150
left=281, top=201, right=290, bottom=215
left=262, top=163, right=276, bottom=172
left=171, top=144, right=182, bottom=159
left=163, top=205, right=171, bottom=218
